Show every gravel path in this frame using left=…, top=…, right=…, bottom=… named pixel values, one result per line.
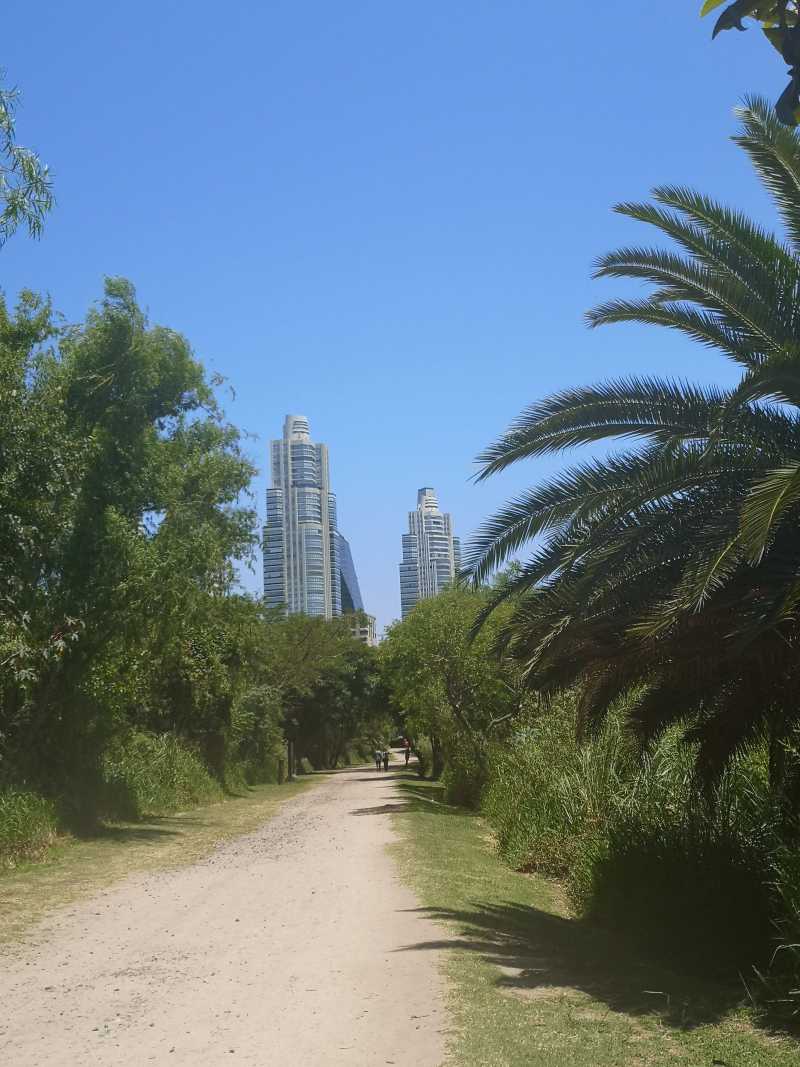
left=0, top=764, right=447, bottom=1066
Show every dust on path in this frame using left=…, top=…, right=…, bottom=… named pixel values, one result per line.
left=0, top=764, right=447, bottom=1066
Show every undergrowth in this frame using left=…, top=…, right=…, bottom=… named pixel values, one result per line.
left=481, top=691, right=800, bottom=1006
left=101, top=732, right=223, bottom=818
left=0, top=789, right=58, bottom=867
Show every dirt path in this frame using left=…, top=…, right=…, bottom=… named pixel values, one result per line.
left=0, top=764, right=447, bottom=1066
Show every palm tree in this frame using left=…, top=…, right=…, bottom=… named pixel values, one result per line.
left=465, top=98, right=800, bottom=795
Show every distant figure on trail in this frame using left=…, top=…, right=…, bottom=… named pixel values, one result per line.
left=374, top=749, right=382, bottom=772
left=403, top=737, right=411, bottom=766
left=382, top=749, right=390, bottom=772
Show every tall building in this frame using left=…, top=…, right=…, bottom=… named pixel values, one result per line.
left=399, top=487, right=461, bottom=618
left=263, top=415, right=341, bottom=617
left=337, top=533, right=377, bottom=645
left=336, top=533, right=364, bottom=614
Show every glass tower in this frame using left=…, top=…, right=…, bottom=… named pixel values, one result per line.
left=398, top=487, right=461, bottom=618
left=337, top=533, right=364, bottom=614
left=263, top=415, right=341, bottom=617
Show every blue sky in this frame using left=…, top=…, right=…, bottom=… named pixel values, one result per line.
left=1, top=2, right=783, bottom=631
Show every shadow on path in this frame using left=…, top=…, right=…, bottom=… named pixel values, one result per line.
left=349, top=802, right=415, bottom=816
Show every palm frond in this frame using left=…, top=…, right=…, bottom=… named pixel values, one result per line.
left=474, top=378, right=727, bottom=481
left=735, top=96, right=800, bottom=253
left=739, top=462, right=800, bottom=560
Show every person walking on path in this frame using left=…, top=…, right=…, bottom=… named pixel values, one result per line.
left=374, top=748, right=382, bottom=772
left=382, top=749, right=390, bottom=772
left=403, top=738, right=411, bottom=767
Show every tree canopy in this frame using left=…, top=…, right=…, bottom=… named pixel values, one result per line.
left=466, top=99, right=800, bottom=802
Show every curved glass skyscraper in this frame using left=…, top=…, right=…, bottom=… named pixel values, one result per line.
left=263, top=415, right=341, bottom=617
left=398, top=487, right=461, bottom=618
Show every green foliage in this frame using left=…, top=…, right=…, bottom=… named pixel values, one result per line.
left=0, top=279, right=264, bottom=815
left=467, top=102, right=800, bottom=796
left=482, top=691, right=631, bottom=874
left=481, top=696, right=796, bottom=983
left=381, top=586, right=527, bottom=799
left=270, top=613, right=387, bottom=770
left=412, top=738, right=432, bottom=778
left=770, top=845, right=800, bottom=1011
left=701, top=3, right=800, bottom=123
left=0, top=789, right=57, bottom=866
left=574, top=811, right=774, bottom=975
left=100, top=733, right=222, bottom=819
left=0, top=73, right=53, bottom=245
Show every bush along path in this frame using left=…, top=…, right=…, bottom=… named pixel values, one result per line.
left=0, top=763, right=447, bottom=1067
left=392, top=777, right=800, bottom=1067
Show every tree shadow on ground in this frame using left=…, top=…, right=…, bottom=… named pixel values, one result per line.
left=343, top=775, right=395, bottom=784
left=396, top=898, right=800, bottom=1040
left=77, top=822, right=182, bottom=843
left=396, top=780, right=474, bottom=816
left=349, top=801, right=415, bottom=816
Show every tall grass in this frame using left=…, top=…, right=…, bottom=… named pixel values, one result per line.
left=767, top=845, right=800, bottom=1013
left=0, top=789, right=58, bottom=866
left=100, top=732, right=222, bottom=819
left=482, top=691, right=630, bottom=874
left=482, top=693, right=794, bottom=982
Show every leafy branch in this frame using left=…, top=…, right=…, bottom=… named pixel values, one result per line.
left=0, top=73, right=53, bottom=246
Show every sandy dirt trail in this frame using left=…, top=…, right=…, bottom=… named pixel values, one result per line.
left=0, top=764, right=447, bottom=1066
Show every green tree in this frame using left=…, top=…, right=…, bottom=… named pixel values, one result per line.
left=0, top=280, right=259, bottom=812
left=466, top=100, right=800, bottom=800
left=380, top=587, right=525, bottom=801
left=0, top=75, right=53, bottom=244
left=702, top=2, right=800, bottom=123
left=261, top=613, right=387, bottom=770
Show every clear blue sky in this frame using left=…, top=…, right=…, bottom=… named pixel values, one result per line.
left=2, top=2, right=782, bottom=631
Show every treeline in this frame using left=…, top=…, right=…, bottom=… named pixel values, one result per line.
left=0, top=280, right=389, bottom=863
left=383, top=104, right=800, bottom=1013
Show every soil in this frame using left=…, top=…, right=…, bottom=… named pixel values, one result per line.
left=0, top=763, right=447, bottom=1066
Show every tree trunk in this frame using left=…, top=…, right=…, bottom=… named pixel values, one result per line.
left=430, top=734, right=445, bottom=780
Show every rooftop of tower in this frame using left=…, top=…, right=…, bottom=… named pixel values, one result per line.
left=417, top=487, right=440, bottom=512
left=285, top=414, right=311, bottom=440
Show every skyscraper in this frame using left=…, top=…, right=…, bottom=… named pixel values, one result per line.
left=398, top=487, right=461, bottom=618
left=337, top=533, right=364, bottom=614
left=263, top=415, right=341, bottom=617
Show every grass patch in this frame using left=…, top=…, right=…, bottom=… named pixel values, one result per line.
left=0, top=790, right=58, bottom=867
left=0, top=778, right=312, bottom=945
left=392, top=777, right=800, bottom=1067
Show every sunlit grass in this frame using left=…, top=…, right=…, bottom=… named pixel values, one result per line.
left=392, top=777, right=799, bottom=1067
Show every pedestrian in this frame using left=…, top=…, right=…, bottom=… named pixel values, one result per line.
left=382, top=749, right=389, bottom=772
left=374, top=748, right=382, bottom=772
left=404, top=737, right=411, bottom=766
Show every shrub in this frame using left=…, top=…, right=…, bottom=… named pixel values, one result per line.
left=482, top=691, right=626, bottom=873
left=482, top=693, right=789, bottom=979
left=0, top=789, right=58, bottom=866
left=769, top=846, right=800, bottom=1014
left=441, top=740, right=488, bottom=809
left=570, top=812, right=774, bottom=974
left=100, top=732, right=222, bottom=819
left=413, top=739, right=432, bottom=779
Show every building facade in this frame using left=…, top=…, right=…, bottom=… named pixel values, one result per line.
left=263, top=415, right=341, bottom=617
left=349, top=612, right=378, bottom=647
left=337, top=532, right=364, bottom=614
left=398, top=487, right=461, bottom=618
